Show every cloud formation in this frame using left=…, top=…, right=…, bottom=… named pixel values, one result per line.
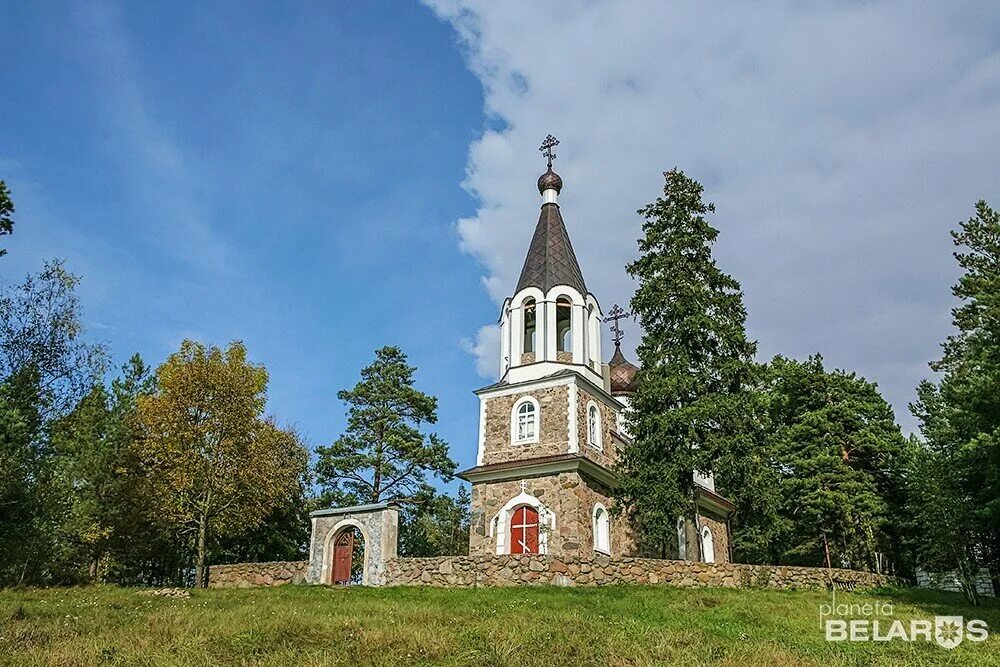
left=426, top=1, right=1000, bottom=430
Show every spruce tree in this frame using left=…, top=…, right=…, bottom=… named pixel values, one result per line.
left=616, top=169, right=760, bottom=557
left=911, top=199, right=1000, bottom=590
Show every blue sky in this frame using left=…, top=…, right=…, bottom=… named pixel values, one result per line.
left=1, top=1, right=495, bottom=478
left=5, top=1, right=1000, bottom=479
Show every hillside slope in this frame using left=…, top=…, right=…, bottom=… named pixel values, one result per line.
left=1, top=585, right=997, bottom=666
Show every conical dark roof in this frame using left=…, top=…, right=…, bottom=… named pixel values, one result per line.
left=515, top=202, right=587, bottom=295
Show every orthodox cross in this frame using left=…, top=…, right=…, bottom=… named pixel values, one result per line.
left=604, top=303, right=630, bottom=346
left=539, top=134, right=559, bottom=168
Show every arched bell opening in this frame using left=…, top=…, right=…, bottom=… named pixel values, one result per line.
left=522, top=298, right=537, bottom=359
left=555, top=296, right=572, bottom=356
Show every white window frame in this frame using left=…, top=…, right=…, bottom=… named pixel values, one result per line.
left=700, top=525, right=715, bottom=564
left=593, top=503, right=611, bottom=555
left=586, top=400, right=602, bottom=450
left=511, top=396, right=540, bottom=445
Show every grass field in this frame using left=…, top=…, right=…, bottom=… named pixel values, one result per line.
left=1, top=584, right=997, bottom=666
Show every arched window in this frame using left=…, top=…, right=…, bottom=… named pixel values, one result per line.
left=677, top=517, right=687, bottom=560
left=700, top=525, right=715, bottom=563
left=587, top=402, right=602, bottom=450
left=593, top=504, right=610, bottom=554
left=522, top=298, right=537, bottom=354
left=556, top=297, right=572, bottom=352
left=512, top=397, right=539, bottom=444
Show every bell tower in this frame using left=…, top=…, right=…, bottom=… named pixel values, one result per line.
left=460, top=136, right=632, bottom=559
left=497, top=135, right=605, bottom=387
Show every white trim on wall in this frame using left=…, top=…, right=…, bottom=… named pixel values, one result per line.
left=568, top=383, right=579, bottom=453
left=321, top=518, right=372, bottom=586
left=476, top=397, right=487, bottom=466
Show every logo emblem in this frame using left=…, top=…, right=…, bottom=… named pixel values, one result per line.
left=935, top=616, right=964, bottom=649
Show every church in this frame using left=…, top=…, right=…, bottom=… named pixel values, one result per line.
left=457, top=137, right=735, bottom=564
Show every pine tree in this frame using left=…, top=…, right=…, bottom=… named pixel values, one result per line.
left=763, top=355, right=907, bottom=571
left=617, top=169, right=761, bottom=557
left=911, top=199, right=1000, bottom=591
left=316, top=346, right=456, bottom=504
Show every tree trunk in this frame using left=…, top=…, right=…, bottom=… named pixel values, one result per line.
left=194, top=517, right=208, bottom=589
left=822, top=531, right=832, bottom=569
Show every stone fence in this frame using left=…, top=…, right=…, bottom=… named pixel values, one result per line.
left=208, top=555, right=892, bottom=591
left=208, top=560, right=308, bottom=588
left=385, top=555, right=893, bottom=590
left=916, top=567, right=995, bottom=597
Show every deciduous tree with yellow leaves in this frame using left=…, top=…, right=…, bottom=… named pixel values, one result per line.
left=135, top=340, right=307, bottom=587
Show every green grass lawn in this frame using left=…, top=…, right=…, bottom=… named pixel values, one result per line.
left=1, top=584, right=997, bottom=666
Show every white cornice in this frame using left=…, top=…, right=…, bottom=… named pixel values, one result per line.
left=459, top=455, right=619, bottom=489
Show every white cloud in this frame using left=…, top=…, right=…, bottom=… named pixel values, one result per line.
left=462, top=324, right=500, bottom=380
left=426, top=0, right=1000, bottom=430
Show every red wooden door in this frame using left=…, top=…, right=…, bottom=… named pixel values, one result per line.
left=332, top=530, right=354, bottom=585
left=510, top=506, right=539, bottom=554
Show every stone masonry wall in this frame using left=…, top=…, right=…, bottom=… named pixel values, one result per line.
left=208, top=560, right=308, bottom=588
left=470, top=472, right=584, bottom=557
left=481, top=385, right=569, bottom=465
left=386, top=555, right=892, bottom=591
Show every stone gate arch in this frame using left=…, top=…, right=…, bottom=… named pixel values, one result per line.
left=307, top=502, right=399, bottom=586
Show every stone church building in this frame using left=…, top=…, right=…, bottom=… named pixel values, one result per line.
left=458, top=141, right=734, bottom=564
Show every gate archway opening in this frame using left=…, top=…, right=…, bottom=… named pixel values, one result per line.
left=330, top=526, right=365, bottom=585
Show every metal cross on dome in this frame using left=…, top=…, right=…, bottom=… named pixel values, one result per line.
left=539, top=134, right=559, bottom=168
left=604, top=303, right=631, bottom=346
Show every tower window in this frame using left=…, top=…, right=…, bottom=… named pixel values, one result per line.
left=512, top=397, right=539, bottom=444
left=556, top=297, right=572, bottom=352
left=523, top=299, right=537, bottom=354
left=587, top=402, right=602, bottom=450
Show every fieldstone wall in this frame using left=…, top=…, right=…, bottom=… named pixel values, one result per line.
left=916, top=568, right=995, bottom=597
left=208, top=560, right=307, bottom=588
left=385, top=555, right=892, bottom=591
left=481, top=385, right=570, bottom=465
left=471, top=471, right=631, bottom=558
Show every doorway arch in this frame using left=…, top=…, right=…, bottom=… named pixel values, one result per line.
left=322, top=518, right=371, bottom=585
left=330, top=527, right=366, bottom=585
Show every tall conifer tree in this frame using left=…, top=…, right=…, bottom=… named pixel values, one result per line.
left=616, top=169, right=760, bottom=557
left=316, top=346, right=456, bottom=504
left=911, top=199, right=1000, bottom=591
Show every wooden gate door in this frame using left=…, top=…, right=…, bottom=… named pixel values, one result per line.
left=510, top=505, right=539, bottom=554
left=332, top=530, right=354, bottom=585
